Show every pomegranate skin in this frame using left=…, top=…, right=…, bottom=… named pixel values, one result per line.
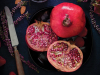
left=75, top=37, right=85, bottom=47
left=50, top=2, right=86, bottom=38
left=47, top=41, right=83, bottom=72
left=78, top=27, right=88, bottom=37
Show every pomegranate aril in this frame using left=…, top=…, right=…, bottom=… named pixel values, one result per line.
left=56, top=55, right=59, bottom=57
left=57, top=60, right=62, bottom=65
left=69, top=50, right=73, bottom=55
left=72, top=48, right=78, bottom=52
left=72, top=63, right=76, bottom=67
left=70, top=48, right=78, bottom=55
left=44, top=25, right=51, bottom=33
left=56, top=42, right=61, bottom=46
left=55, top=54, right=62, bottom=57
left=62, top=42, right=68, bottom=47
left=76, top=58, right=80, bottom=63
left=48, top=39, right=53, bottom=44
left=50, top=53, right=55, bottom=57
left=39, top=42, right=46, bottom=48
left=28, top=26, right=35, bottom=35
left=58, top=61, right=61, bottom=64
left=63, top=47, right=68, bottom=51
left=74, top=54, right=78, bottom=58
left=77, top=56, right=81, bottom=60
left=64, top=59, right=67, bottom=65
left=31, top=40, right=37, bottom=45
left=57, top=48, right=62, bottom=51
left=32, top=35, right=38, bottom=40
left=50, top=48, right=56, bottom=53
left=70, top=59, right=75, bottom=67
left=52, top=57, right=56, bottom=61
left=67, top=48, right=82, bottom=65
left=39, top=31, right=44, bottom=35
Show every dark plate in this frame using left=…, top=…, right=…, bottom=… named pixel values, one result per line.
left=31, top=0, right=47, bottom=3
left=28, top=7, right=92, bottom=71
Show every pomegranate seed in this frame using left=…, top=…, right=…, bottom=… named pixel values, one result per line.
left=52, top=57, right=56, bottom=61
left=57, top=60, right=62, bottom=65
left=56, top=55, right=59, bottom=57
left=28, top=26, right=35, bottom=35
left=44, top=25, right=51, bottom=33
left=32, top=40, right=37, bottom=45
left=63, top=48, right=68, bottom=52
left=57, top=48, right=62, bottom=51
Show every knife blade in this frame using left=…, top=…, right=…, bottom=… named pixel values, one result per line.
left=5, top=6, right=19, bottom=46
left=4, top=6, right=25, bottom=75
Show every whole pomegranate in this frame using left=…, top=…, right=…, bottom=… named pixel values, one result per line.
left=47, top=41, right=83, bottom=72
left=25, top=20, right=58, bottom=52
left=50, top=2, right=86, bottom=38
left=75, top=37, right=85, bottom=47
left=0, top=56, right=6, bottom=67
left=78, top=27, right=88, bottom=37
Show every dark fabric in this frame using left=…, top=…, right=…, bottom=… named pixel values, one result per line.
left=0, top=0, right=100, bottom=75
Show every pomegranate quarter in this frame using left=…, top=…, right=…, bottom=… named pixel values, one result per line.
left=47, top=41, right=83, bottom=72
left=50, top=2, right=86, bottom=38
left=25, top=21, right=58, bottom=52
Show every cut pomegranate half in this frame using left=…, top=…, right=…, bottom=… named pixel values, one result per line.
left=26, top=21, right=58, bottom=52
left=47, top=41, right=83, bottom=72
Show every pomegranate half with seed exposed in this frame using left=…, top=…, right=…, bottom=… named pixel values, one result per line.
left=47, top=41, right=83, bottom=72
left=26, top=20, right=58, bottom=52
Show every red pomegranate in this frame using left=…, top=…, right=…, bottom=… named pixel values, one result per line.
left=78, top=27, right=88, bottom=37
left=50, top=2, right=86, bottom=38
left=47, top=41, right=83, bottom=72
left=25, top=20, right=58, bottom=52
left=0, top=56, right=6, bottom=67
left=75, top=37, right=85, bottom=47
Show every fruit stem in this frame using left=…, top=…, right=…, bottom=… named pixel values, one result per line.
left=63, top=14, right=71, bottom=26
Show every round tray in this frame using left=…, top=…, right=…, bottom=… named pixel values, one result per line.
left=31, top=0, right=47, bottom=3
left=28, top=7, right=92, bottom=71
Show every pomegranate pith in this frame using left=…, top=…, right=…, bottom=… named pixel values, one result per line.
left=47, top=41, right=83, bottom=72
left=26, top=21, right=58, bottom=52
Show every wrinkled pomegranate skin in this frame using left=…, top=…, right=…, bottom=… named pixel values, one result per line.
left=50, top=2, right=86, bottom=38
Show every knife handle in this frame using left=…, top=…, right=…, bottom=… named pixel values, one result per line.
left=14, top=46, right=25, bottom=75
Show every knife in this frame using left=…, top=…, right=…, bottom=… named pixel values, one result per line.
left=4, top=6, right=25, bottom=75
